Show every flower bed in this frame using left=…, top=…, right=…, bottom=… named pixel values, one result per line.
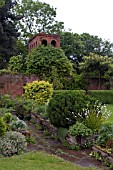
left=92, top=145, right=113, bottom=168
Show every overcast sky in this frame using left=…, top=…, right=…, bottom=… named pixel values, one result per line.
left=41, top=0, right=113, bottom=42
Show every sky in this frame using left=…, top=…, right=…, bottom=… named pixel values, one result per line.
left=41, top=0, right=113, bottom=42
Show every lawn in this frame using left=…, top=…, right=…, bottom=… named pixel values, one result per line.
left=0, top=151, right=99, bottom=170
left=106, top=104, right=113, bottom=123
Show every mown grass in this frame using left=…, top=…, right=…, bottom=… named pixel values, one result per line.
left=106, top=104, right=113, bottom=123
left=0, top=151, right=99, bottom=170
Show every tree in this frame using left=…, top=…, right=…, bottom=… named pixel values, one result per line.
left=80, top=33, right=113, bottom=57
left=13, top=0, right=64, bottom=42
left=0, top=0, right=22, bottom=68
left=60, top=32, right=84, bottom=62
left=60, top=31, right=85, bottom=74
left=79, top=53, right=113, bottom=89
left=26, top=45, right=75, bottom=89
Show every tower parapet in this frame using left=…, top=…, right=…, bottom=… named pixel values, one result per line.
left=28, top=33, right=60, bottom=51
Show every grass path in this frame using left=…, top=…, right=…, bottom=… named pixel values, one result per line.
left=0, top=151, right=100, bottom=170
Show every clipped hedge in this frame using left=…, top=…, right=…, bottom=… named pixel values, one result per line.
left=88, top=90, right=113, bottom=104
left=47, top=90, right=96, bottom=128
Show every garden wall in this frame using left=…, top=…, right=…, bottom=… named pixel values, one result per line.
left=0, top=74, right=39, bottom=98
left=85, top=78, right=110, bottom=90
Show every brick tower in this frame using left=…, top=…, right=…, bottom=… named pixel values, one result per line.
left=28, top=33, right=60, bottom=51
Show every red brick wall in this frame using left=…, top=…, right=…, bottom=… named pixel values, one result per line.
left=28, top=33, right=60, bottom=51
left=0, top=74, right=39, bottom=98
left=85, top=78, right=109, bottom=90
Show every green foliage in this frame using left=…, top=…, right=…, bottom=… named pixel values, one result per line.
left=0, top=0, right=22, bottom=69
left=88, top=90, right=113, bottom=104
left=83, top=101, right=111, bottom=132
left=47, top=90, right=96, bottom=128
left=0, top=131, right=27, bottom=156
left=0, top=0, right=4, bottom=7
left=60, top=32, right=84, bottom=63
left=79, top=53, right=113, bottom=89
left=23, top=80, right=53, bottom=105
left=13, top=0, right=64, bottom=42
left=69, top=122, right=92, bottom=137
left=11, top=119, right=27, bottom=131
left=80, top=33, right=113, bottom=58
left=0, top=151, right=99, bottom=170
left=32, top=104, right=48, bottom=118
left=97, top=123, right=113, bottom=147
left=8, top=55, right=24, bottom=72
left=0, top=118, right=6, bottom=136
left=83, top=112, right=103, bottom=132
left=57, top=127, right=68, bottom=142
left=12, top=97, right=31, bottom=120
left=26, top=45, right=75, bottom=90
left=3, top=113, right=12, bottom=124
left=0, top=94, right=14, bottom=108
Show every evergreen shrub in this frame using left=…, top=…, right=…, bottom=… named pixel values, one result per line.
left=47, top=90, right=96, bottom=128
left=23, top=80, right=53, bottom=105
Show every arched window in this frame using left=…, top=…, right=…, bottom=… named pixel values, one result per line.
left=51, top=40, right=56, bottom=47
left=41, top=39, right=47, bottom=46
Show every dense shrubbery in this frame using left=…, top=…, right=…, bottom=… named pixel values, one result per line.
left=69, top=121, right=92, bottom=137
left=97, top=123, right=113, bottom=147
left=47, top=90, right=96, bottom=128
left=88, top=90, right=113, bottom=104
left=23, top=80, right=53, bottom=105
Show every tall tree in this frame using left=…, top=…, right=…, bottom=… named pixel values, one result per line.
left=13, top=0, right=64, bottom=42
left=60, top=32, right=84, bottom=62
left=0, top=0, right=22, bottom=68
left=60, top=31, right=84, bottom=74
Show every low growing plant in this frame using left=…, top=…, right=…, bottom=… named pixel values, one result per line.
left=97, top=123, right=113, bottom=147
left=83, top=101, right=111, bottom=132
left=69, top=121, right=92, bottom=137
left=0, top=131, right=27, bottom=156
left=57, top=127, right=68, bottom=142
left=11, top=119, right=27, bottom=131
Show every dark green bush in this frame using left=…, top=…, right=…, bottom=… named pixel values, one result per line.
left=88, top=90, right=113, bottom=104
left=47, top=90, right=96, bottom=128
